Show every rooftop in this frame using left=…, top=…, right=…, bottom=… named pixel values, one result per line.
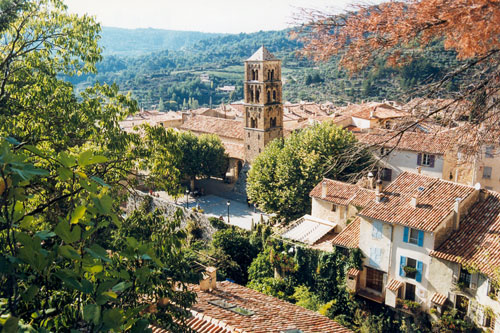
left=359, top=172, right=476, bottom=232
left=355, top=129, right=454, bottom=155
left=331, top=217, right=360, bottom=249
left=430, top=191, right=500, bottom=277
left=185, top=281, right=352, bottom=333
left=246, top=46, right=278, bottom=61
left=310, top=178, right=376, bottom=207
left=180, top=115, right=244, bottom=140
left=349, top=102, right=408, bottom=120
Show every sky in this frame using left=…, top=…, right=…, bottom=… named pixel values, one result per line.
left=64, top=0, right=357, bottom=34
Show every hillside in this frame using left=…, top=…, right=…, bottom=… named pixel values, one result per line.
left=70, top=28, right=463, bottom=110
left=99, top=27, right=224, bottom=56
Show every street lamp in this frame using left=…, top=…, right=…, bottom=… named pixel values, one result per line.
left=226, top=200, right=231, bottom=224
left=185, top=189, right=189, bottom=209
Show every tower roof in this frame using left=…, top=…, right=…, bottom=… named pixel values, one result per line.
left=246, top=46, right=278, bottom=61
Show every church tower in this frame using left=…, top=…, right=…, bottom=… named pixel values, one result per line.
left=244, top=46, right=283, bottom=163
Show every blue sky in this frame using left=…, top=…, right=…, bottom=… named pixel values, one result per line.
left=65, top=0, right=358, bottom=34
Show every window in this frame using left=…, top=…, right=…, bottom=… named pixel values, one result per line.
left=380, top=147, right=386, bottom=155
left=403, top=227, right=424, bottom=246
left=455, top=294, right=469, bottom=315
left=331, top=204, right=337, bottom=212
left=273, top=90, right=277, bottom=101
left=417, top=153, right=435, bottom=168
left=248, top=132, right=250, bottom=138
left=366, top=267, right=384, bottom=292
left=369, top=247, right=382, bottom=268
left=485, top=145, right=495, bottom=158
left=405, top=283, right=416, bottom=301
left=385, top=120, right=392, bottom=129
left=381, top=168, right=392, bottom=182
left=484, top=310, right=496, bottom=329
left=483, top=166, right=492, bottom=179
left=247, top=145, right=250, bottom=150
left=399, top=256, right=423, bottom=282
left=372, top=221, right=383, bottom=239
left=459, top=268, right=471, bottom=288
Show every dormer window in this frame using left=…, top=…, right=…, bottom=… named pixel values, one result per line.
left=417, top=153, right=435, bottom=168
left=403, top=227, right=424, bottom=246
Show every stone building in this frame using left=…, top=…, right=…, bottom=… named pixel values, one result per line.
left=243, top=46, right=283, bottom=163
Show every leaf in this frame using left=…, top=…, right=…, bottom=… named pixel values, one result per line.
left=103, top=308, right=122, bottom=330
left=83, top=304, right=101, bottom=325
left=19, top=216, right=34, bottom=230
left=112, top=281, right=132, bottom=293
left=102, top=291, right=118, bottom=299
left=1, top=316, right=18, bottom=333
left=85, top=244, right=111, bottom=262
left=70, top=206, right=86, bottom=224
left=55, top=221, right=81, bottom=244
left=21, top=285, right=39, bottom=302
left=87, top=155, right=108, bottom=165
left=85, top=264, right=103, bottom=274
left=93, top=194, right=112, bottom=214
left=58, top=152, right=76, bottom=168
left=91, top=176, right=109, bottom=187
left=57, top=166, right=73, bottom=181
left=58, top=245, right=81, bottom=261
left=78, top=150, right=93, bottom=167
left=35, top=230, right=56, bottom=240
left=5, top=137, right=20, bottom=145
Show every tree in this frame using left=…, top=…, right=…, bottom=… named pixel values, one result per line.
left=178, top=132, right=228, bottom=190
left=0, top=0, right=194, bottom=331
left=247, top=122, right=372, bottom=220
left=294, top=0, right=500, bottom=154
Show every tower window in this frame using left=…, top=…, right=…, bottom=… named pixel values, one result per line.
left=267, top=91, right=270, bottom=103
left=255, top=89, right=260, bottom=103
left=273, top=90, right=277, bottom=101
left=248, top=132, right=250, bottom=138
left=249, top=89, right=253, bottom=102
left=247, top=145, right=250, bottom=150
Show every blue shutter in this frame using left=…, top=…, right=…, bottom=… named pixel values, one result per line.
left=416, top=261, right=423, bottom=282
left=369, top=248, right=376, bottom=267
left=372, top=221, right=382, bottom=239
left=403, top=227, right=409, bottom=243
left=417, top=153, right=422, bottom=166
left=400, top=256, right=406, bottom=277
left=417, top=230, right=424, bottom=247
left=429, top=155, right=435, bottom=168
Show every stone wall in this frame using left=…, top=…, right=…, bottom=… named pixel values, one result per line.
left=126, top=192, right=218, bottom=241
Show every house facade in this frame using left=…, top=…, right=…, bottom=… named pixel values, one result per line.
left=331, top=172, right=500, bottom=331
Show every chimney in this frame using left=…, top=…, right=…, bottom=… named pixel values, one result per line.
left=200, top=266, right=217, bottom=292
left=375, top=179, right=383, bottom=194
left=321, top=180, right=327, bottom=199
left=417, top=166, right=422, bottom=174
left=410, top=195, right=418, bottom=208
left=367, top=172, right=375, bottom=190
left=454, top=198, right=461, bottom=229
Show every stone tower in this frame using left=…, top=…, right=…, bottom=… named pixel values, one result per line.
left=244, top=46, right=283, bottom=163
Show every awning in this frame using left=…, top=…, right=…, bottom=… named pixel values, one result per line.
left=281, top=215, right=337, bottom=245
left=386, top=279, right=404, bottom=292
left=430, top=293, right=447, bottom=306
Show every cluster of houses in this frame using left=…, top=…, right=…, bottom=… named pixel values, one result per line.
left=124, top=47, right=500, bottom=332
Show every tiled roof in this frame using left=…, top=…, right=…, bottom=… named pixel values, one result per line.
left=189, top=281, right=352, bottom=333
left=222, top=142, right=245, bottom=160
left=359, top=172, right=475, bottom=232
left=281, top=215, right=336, bottom=245
left=386, top=279, right=404, bottom=292
left=331, top=217, right=360, bottom=249
left=347, top=268, right=361, bottom=277
left=180, top=115, right=244, bottom=140
left=351, top=102, right=408, bottom=120
left=355, top=129, right=454, bottom=155
left=430, top=293, right=448, bottom=306
left=310, top=178, right=376, bottom=207
left=150, top=311, right=233, bottom=333
left=430, top=191, right=500, bottom=277
left=247, top=46, right=278, bottom=61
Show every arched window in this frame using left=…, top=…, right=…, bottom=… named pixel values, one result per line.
left=267, top=90, right=271, bottom=103
left=255, top=89, right=260, bottom=103
left=251, top=118, right=256, bottom=128
left=270, top=69, right=274, bottom=81
left=254, top=70, right=258, bottom=80
left=249, top=89, right=253, bottom=102
left=273, top=90, right=277, bottom=101
left=267, top=70, right=271, bottom=81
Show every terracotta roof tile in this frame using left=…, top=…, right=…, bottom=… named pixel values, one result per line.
left=359, top=172, right=475, bottom=232
left=331, top=217, right=360, bottom=249
left=351, top=103, right=408, bottom=120
left=355, top=129, right=454, bottom=155
left=430, top=293, right=448, bottom=306
left=188, top=281, right=352, bottom=333
left=386, top=279, right=404, bottom=292
left=310, top=179, right=376, bottom=207
left=222, top=142, right=245, bottom=160
left=180, top=115, right=244, bottom=140
left=430, top=191, right=500, bottom=277
left=347, top=268, right=361, bottom=277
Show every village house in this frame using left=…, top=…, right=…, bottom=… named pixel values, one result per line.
left=329, top=172, right=500, bottom=331
left=151, top=268, right=352, bottom=333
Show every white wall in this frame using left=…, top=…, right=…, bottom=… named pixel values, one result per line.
left=377, top=149, right=444, bottom=180
left=359, top=217, right=393, bottom=274
left=351, top=117, right=372, bottom=129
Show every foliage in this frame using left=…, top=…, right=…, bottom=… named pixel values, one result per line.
left=177, top=132, right=228, bottom=189
left=247, top=248, right=273, bottom=282
left=269, top=248, right=297, bottom=277
left=208, top=216, right=228, bottom=230
left=246, top=277, right=295, bottom=301
left=292, top=285, right=323, bottom=311
left=0, top=1, right=196, bottom=331
left=247, top=122, right=372, bottom=220
left=210, top=228, right=259, bottom=284
left=432, top=309, right=479, bottom=333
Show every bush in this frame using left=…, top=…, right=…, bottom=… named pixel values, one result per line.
left=209, top=216, right=227, bottom=230
left=292, top=285, right=323, bottom=311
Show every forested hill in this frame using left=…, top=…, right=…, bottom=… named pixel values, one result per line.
left=99, top=27, right=224, bottom=56
left=70, top=27, right=461, bottom=111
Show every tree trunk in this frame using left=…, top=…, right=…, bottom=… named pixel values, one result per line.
left=190, top=177, right=195, bottom=191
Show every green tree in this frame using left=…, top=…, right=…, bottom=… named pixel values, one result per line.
left=178, top=132, right=228, bottom=190
left=0, top=0, right=194, bottom=331
left=247, top=122, right=372, bottom=220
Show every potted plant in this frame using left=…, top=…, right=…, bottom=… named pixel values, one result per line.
left=404, top=265, right=417, bottom=279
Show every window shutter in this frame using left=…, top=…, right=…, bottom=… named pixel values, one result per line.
left=386, top=168, right=392, bottom=181
left=376, top=248, right=382, bottom=266
left=417, top=153, right=422, bottom=166
left=471, top=273, right=478, bottom=290
left=429, top=155, right=435, bottom=168
left=400, top=256, right=406, bottom=277
left=403, top=227, right=409, bottom=243
left=416, top=261, right=423, bottom=282
left=372, top=221, right=382, bottom=239
left=417, top=230, right=424, bottom=247
left=369, top=248, right=376, bottom=267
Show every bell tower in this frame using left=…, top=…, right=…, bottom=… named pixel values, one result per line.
left=244, top=46, right=283, bottom=163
